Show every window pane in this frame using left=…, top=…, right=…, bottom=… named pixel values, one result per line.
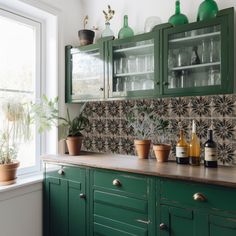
left=0, top=12, right=39, bottom=171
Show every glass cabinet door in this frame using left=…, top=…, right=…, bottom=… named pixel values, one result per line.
left=66, top=45, right=104, bottom=102
left=163, top=15, right=231, bottom=96
left=109, top=33, right=158, bottom=98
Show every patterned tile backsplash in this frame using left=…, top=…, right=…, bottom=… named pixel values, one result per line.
left=81, top=94, right=236, bottom=166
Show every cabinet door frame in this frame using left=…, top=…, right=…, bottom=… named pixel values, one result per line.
left=65, top=42, right=105, bottom=103
left=107, top=31, right=160, bottom=99
left=161, top=8, right=234, bottom=97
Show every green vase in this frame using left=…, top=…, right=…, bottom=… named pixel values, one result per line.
left=168, top=0, right=189, bottom=26
left=118, top=15, right=134, bottom=39
left=197, top=0, right=218, bottom=21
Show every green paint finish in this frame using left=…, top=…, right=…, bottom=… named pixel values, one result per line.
left=160, top=179, right=236, bottom=213
left=93, top=169, right=148, bottom=199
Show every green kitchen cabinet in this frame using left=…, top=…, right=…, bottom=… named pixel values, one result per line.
left=90, top=169, right=156, bottom=236
left=158, top=178, right=236, bottom=236
left=162, top=8, right=234, bottom=97
left=44, top=164, right=87, bottom=236
left=65, top=37, right=112, bottom=103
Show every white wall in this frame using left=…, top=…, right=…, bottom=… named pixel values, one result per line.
left=83, top=0, right=236, bottom=37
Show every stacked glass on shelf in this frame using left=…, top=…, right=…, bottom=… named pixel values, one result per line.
left=113, top=40, right=155, bottom=93
left=168, top=25, right=221, bottom=89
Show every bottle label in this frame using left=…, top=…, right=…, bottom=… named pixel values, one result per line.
left=205, top=147, right=217, bottom=161
left=176, top=147, right=188, bottom=158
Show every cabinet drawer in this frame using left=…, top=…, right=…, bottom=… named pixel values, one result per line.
left=45, top=164, right=85, bottom=183
left=160, top=179, right=236, bottom=213
left=93, top=170, right=148, bottom=198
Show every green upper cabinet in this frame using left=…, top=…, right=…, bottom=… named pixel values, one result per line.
left=162, top=8, right=234, bottom=97
left=65, top=39, right=108, bottom=103
left=107, top=31, right=159, bottom=99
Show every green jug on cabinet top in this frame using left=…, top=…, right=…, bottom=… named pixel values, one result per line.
left=168, top=0, right=189, bottom=26
left=197, top=0, right=218, bottom=21
left=118, top=15, right=134, bottom=39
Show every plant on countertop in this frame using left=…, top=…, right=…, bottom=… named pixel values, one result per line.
left=127, top=105, right=169, bottom=159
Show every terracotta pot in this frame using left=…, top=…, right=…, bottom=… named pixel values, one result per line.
left=78, top=29, right=95, bottom=46
left=153, top=144, right=171, bottom=162
left=134, top=139, right=151, bottom=159
left=0, top=161, right=20, bottom=185
left=66, top=136, right=83, bottom=156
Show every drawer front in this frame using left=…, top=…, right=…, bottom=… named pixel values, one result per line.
left=93, top=169, right=148, bottom=198
left=160, top=179, right=236, bottom=213
left=45, top=163, right=85, bottom=183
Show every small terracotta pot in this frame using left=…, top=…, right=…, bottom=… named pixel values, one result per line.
left=66, top=136, right=83, bottom=156
left=153, top=144, right=171, bottom=162
left=134, top=139, right=151, bottom=159
left=0, top=161, right=20, bottom=185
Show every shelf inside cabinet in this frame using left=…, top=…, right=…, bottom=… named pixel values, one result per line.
left=113, top=44, right=154, bottom=56
left=72, top=76, right=101, bottom=81
left=171, top=62, right=220, bottom=71
left=114, top=71, right=154, bottom=77
left=169, top=32, right=220, bottom=44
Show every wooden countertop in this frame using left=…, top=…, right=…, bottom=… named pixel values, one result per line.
left=42, top=152, right=236, bottom=188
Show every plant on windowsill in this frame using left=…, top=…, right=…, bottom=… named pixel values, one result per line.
left=127, top=106, right=169, bottom=160
left=0, top=100, right=31, bottom=185
left=78, top=15, right=95, bottom=46
left=31, top=96, right=89, bottom=156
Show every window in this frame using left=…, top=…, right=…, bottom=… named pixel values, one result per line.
left=0, top=9, right=41, bottom=174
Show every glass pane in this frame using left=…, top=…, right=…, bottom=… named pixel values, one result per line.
left=167, top=25, right=221, bottom=89
left=0, top=14, right=37, bottom=169
left=112, top=39, right=154, bottom=94
left=72, top=49, right=103, bottom=99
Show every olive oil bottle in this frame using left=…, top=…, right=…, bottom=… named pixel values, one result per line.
left=189, top=120, right=201, bottom=165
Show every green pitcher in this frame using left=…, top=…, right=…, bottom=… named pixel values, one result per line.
left=168, top=0, right=189, bottom=26
left=197, top=0, right=218, bottom=21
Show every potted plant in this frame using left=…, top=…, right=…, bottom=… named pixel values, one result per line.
left=127, top=106, right=167, bottom=159
left=78, top=15, right=95, bottom=46
left=152, top=119, right=172, bottom=162
left=32, top=96, right=89, bottom=156
left=0, top=100, right=31, bottom=185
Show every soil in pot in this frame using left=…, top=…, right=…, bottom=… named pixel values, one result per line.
left=0, top=161, right=20, bottom=185
left=153, top=144, right=171, bottom=162
left=66, top=136, right=83, bottom=156
left=78, top=29, right=95, bottom=46
left=134, top=139, right=151, bottom=159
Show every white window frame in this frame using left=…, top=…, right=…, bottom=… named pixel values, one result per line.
left=0, top=1, right=59, bottom=176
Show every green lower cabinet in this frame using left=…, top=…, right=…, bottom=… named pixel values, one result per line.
left=44, top=166, right=86, bottom=236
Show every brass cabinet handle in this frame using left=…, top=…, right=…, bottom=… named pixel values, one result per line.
left=58, top=168, right=64, bottom=175
left=99, top=87, right=104, bottom=91
left=160, top=223, right=168, bottom=230
left=112, top=179, right=122, bottom=187
left=80, top=193, right=86, bottom=199
left=193, top=192, right=207, bottom=202
left=136, top=219, right=150, bottom=224
left=163, top=81, right=169, bottom=86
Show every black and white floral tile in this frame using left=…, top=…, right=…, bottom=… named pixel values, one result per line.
left=82, top=94, right=236, bottom=166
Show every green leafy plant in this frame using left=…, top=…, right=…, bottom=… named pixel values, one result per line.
left=127, top=106, right=169, bottom=140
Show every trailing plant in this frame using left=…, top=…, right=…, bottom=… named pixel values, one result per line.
left=127, top=106, right=169, bottom=140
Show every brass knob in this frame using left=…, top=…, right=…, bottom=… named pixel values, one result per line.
left=160, top=223, right=168, bottom=230
left=80, top=193, right=86, bottom=199
left=163, top=81, right=169, bottom=86
left=193, top=192, right=207, bottom=202
left=58, top=168, right=64, bottom=175
left=99, top=87, right=104, bottom=91
left=112, top=179, right=122, bottom=187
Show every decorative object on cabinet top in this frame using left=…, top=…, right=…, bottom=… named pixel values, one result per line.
left=144, top=16, right=162, bottom=32
left=81, top=94, right=236, bottom=166
left=78, top=15, right=95, bottom=46
left=102, top=5, right=115, bottom=38
left=118, top=15, right=134, bottom=39
left=197, top=0, right=219, bottom=22
left=168, top=0, right=189, bottom=26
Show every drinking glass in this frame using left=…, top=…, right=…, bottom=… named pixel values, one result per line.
left=127, top=56, right=137, bottom=73
left=201, top=40, right=209, bottom=64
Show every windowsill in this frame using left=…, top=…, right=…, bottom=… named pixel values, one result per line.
left=0, top=172, right=43, bottom=193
